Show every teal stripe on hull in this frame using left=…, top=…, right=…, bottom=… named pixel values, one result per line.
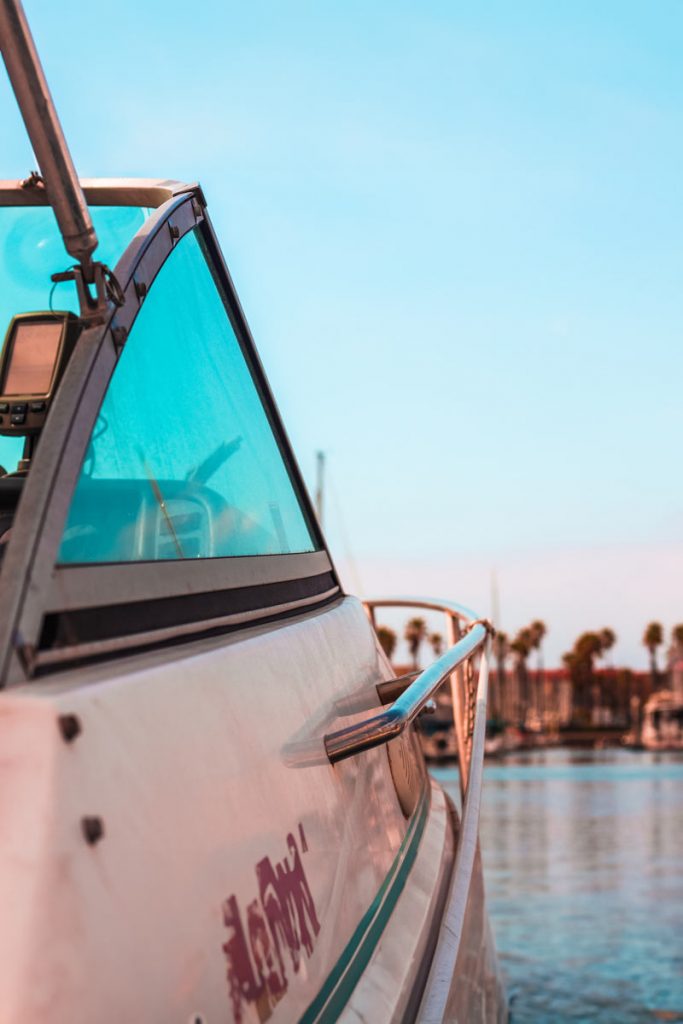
left=300, top=782, right=431, bottom=1024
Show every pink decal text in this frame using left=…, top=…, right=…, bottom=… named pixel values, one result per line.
left=222, top=823, right=320, bottom=1023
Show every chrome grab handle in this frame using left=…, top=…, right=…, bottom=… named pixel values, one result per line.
left=324, top=597, right=491, bottom=764
left=376, top=669, right=419, bottom=705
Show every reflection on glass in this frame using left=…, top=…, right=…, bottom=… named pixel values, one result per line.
left=0, top=204, right=149, bottom=472
left=59, top=228, right=316, bottom=563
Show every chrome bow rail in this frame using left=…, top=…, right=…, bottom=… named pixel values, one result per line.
left=330, top=596, right=495, bottom=1021
left=324, top=597, right=492, bottom=792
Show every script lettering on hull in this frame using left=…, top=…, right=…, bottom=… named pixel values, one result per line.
left=222, top=823, right=320, bottom=1023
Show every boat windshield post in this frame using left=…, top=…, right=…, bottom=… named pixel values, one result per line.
left=0, top=0, right=111, bottom=321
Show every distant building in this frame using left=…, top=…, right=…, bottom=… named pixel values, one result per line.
left=670, top=656, right=683, bottom=702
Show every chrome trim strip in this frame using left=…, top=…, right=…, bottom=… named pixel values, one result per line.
left=46, top=551, right=332, bottom=612
left=34, top=586, right=340, bottom=668
left=324, top=597, right=489, bottom=763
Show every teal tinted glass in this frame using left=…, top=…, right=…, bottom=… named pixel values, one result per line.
left=59, top=228, right=315, bottom=563
left=0, top=204, right=148, bottom=472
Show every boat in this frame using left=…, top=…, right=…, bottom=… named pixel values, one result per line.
left=0, top=3, right=507, bottom=1020
left=641, top=690, right=683, bottom=751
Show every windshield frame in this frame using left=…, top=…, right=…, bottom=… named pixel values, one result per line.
left=0, top=177, right=199, bottom=210
left=0, top=179, right=334, bottom=686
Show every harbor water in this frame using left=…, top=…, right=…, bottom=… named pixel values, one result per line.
left=434, top=748, right=683, bottom=1023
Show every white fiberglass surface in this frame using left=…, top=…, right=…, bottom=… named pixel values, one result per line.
left=59, top=228, right=316, bottom=563
left=0, top=204, right=148, bottom=472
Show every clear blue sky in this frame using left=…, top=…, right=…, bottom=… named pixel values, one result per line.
left=2, top=1, right=682, bottom=666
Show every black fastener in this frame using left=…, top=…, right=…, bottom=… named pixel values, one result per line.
left=111, top=325, right=127, bottom=349
left=81, top=817, right=105, bottom=846
left=58, top=714, right=82, bottom=743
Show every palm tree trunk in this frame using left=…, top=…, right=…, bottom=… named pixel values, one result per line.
left=497, top=658, right=506, bottom=720
left=517, top=660, right=528, bottom=725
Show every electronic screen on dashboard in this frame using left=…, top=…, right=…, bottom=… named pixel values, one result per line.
left=0, top=312, right=80, bottom=436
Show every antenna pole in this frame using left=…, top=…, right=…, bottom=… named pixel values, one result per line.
left=315, top=450, right=325, bottom=528
left=0, top=0, right=98, bottom=276
left=490, top=569, right=500, bottom=630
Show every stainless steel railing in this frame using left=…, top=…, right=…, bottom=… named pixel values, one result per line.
left=324, top=596, right=492, bottom=793
left=332, top=596, right=493, bottom=1021
left=417, top=603, right=492, bottom=1021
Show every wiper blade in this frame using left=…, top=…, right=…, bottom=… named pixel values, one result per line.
left=140, top=455, right=184, bottom=559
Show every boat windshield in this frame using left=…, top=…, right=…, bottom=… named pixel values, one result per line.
left=0, top=203, right=149, bottom=474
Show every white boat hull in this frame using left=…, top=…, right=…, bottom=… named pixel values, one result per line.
left=0, top=596, right=505, bottom=1022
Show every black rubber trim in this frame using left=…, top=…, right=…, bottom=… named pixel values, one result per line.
left=33, top=589, right=341, bottom=678
left=39, top=571, right=337, bottom=650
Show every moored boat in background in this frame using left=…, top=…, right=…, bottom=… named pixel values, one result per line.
left=641, top=690, right=683, bottom=751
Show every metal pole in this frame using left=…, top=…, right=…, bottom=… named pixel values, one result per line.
left=0, top=0, right=98, bottom=275
left=447, top=612, right=469, bottom=796
left=315, top=450, right=325, bottom=528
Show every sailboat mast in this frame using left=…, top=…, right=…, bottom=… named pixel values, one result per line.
left=315, top=450, right=325, bottom=528
left=0, top=0, right=98, bottom=275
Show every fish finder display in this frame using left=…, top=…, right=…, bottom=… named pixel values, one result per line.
left=3, top=320, right=62, bottom=395
left=0, top=312, right=79, bottom=436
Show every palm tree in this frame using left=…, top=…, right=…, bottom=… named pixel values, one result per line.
left=671, top=624, right=683, bottom=651
left=510, top=627, right=533, bottom=724
left=597, top=627, right=617, bottom=718
left=376, top=625, right=397, bottom=661
left=615, top=667, right=632, bottom=726
left=530, top=620, right=546, bottom=650
left=404, top=617, right=427, bottom=670
left=643, top=622, right=664, bottom=688
left=529, top=620, right=547, bottom=723
left=492, top=630, right=509, bottom=721
left=600, top=628, right=616, bottom=660
left=563, top=631, right=604, bottom=722
left=429, top=632, right=444, bottom=658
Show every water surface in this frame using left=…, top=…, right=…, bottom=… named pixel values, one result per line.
left=434, top=748, right=683, bottom=1023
